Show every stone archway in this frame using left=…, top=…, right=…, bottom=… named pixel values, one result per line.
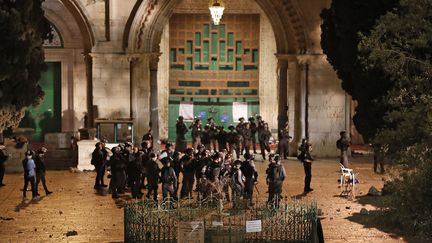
left=124, top=0, right=310, bottom=147
left=42, top=0, right=95, bottom=131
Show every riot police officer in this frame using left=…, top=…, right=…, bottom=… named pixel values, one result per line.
left=278, top=123, right=292, bottom=159
left=231, top=160, right=245, bottom=204
left=180, top=148, right=195, bottom=199
left=266, top=154, right=286, bottom=204
left=241, top=153, right=258, bottom=205
left=191, top=119, right=203, bottom=150
left=248, top=117, right=258, bottom=154
left=216, top=126, right=228, bottom=152
left=161, top=157, right=178, bottom=200
left=175, top=116, right=188, bottom=153
left=259, top=123, right=272, bottom=160
left=207, top=117, right=218, bottom=152
left=242, top=122, right=253, bottom=156
left=108, top=147, right=126, bottom=199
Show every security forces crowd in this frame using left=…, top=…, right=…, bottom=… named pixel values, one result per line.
left=90, top=115, right=318, bottom=204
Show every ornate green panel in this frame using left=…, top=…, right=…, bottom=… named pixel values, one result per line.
left=220, top=41, right=226, bottom=62
left=195, top=32, right=201, bottom=46
left=211, top=32, right=218, bottom=54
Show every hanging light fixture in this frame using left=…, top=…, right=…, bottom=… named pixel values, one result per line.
left=209, top=0, right=224, bottom=25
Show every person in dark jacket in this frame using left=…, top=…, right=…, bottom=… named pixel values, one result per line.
left=248, top=117, right=258, bottom=154
left=142, top=129, right=154, bottom=151
left=175, top=116, right=188, bottom=153
left=216, top=126, right=228, bottom=152
left=129, top=147, right=143, bottom=199
left=161, top=157, right=178, bottom=200
left=35, top=147, right=52, bottom=196
left=241, top=153, right=258, bottom=205
left=202, top=125, right=211, bottom=151
left=266, top=154, right=286, bottom=204
left=180, top=148, right=195, bottom=199
left=146, top=153, right=160, bottom=200
left=0, top=144, right=9, bottom=186
left=108, top=147, right=126, bottom=199
left=191, top=118, right=203, bottom=150
left=22, top=150, right=37, bottom=199
left=207, top=117, right=218, bottom=152
left=172, top=152, right=183, bottom=198
left=242, top=122, right=253, bottom=156
left=300, top=143, right=314, bottom=193
left=278, top=123, right=292, bottom=159
left=236, top=118, right=246, bottom=155
left=91, top=142, right=106, bottom=189
left=259, top=123, right=272, bottom=160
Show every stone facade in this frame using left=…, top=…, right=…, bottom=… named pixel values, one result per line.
left=42, top=0, right=350, bottom=156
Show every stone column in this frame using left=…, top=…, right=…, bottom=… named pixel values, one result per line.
left=150, top=53, right=161, bottom=150
left=276, top=56, right=289, bottom=135
left=84, top=53, right=94, bottom=128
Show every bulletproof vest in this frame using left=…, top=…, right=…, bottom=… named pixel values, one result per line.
left=241, top=161, right=254, bottom=178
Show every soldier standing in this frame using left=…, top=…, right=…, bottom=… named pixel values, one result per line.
left=236, top=118, right=246, bottom=155
left=216, top=126, right=228, bottom=152
left=146, top=153, right=160, bottom=201
left=175, top=116, right=188, bottom=153
left=180, top=148, right=195, bottom=199
left=336, top=131, right=350, bottom=168
left=191, top=119, right=203, bottom=150
left=300, top=143, right=314, bottom=193
left=207, top=117, right=218, bottom=152
left=34, top=147, right=52, bottom=196
left=161, top=158, right=178, bottom=200
left=248, top=117, right=258, bottom=154
left=91, top=142, right=106, bottom=189
left=241, top=153, right=258, bottom=205
left=266, top=155, right=286, bottom=204
left=259, top=123, right=272, bottom=160
left=278, top=123, right=292, bottom=159
left=231, top=160, right=245, bottom=204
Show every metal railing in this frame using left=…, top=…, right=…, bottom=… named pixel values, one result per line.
left=124, top=195, right=319, bottom=243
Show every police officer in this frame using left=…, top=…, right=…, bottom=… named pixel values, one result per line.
left=248, top=117, right=258, bottom=154
left=259, top=123, right=272, bottom=160
left=227, top=125, right=239, bottom=158
left=91, top=142, right=106, bottom=189
left=129, top=147, right=143, bottom=199
left=202, top=125, right=211, bottom=151
left=231, top=160, right=245, bottom=204
left=160, top=142, right=174, bottom=161
left=146, top=153, right=160, bottom=200
left=0, top=144, right=9, bottom=186
left=278, top=123, right=292, bottom=159
left=172, top=152, right=183, bottom=198
left=142, top=129, right=154, bottom=151
left=236, top=118, right=246, bottom=155
left=175, top=116, right=188, bottom=153
left=216, top=126, right=228, bottom=152
left=109, top=147, right=127, bottom=198
left=207, top=117, right=218, bottom=152
left=191, top=119, right=203, bottom=150
left=300, top=143, right=314, bottom=193
left=35, top=147, right=52, bottom=196
left=242, top=122, right=253, bottom=156
left=161, top=157, right=178, bottom=200
left=337, top=131, right=350, bottom=168
left=266, top=154, right=286, bottom=204
left=180, top=148, right=195, bottom=199
left=241, top=153, right=258, bottom=205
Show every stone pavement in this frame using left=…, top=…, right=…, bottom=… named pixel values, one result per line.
left=0, top=156, right=414, bottom=242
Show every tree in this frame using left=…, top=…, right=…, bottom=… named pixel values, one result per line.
left=0, top=0, right=52, bottom=133
left=320, top=0, right=398, bottom=142
left=359, top=0, right=432, bottom=236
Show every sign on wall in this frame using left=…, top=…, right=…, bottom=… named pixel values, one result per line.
left=179, top=102, right=194, bottom=121
left=233, top=102, right=248, bottom=122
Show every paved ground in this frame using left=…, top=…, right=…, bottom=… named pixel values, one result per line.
left=0, top=156, right=421, bottom=242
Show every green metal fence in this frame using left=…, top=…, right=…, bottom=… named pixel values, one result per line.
left=124, top=196, right=319, bottom=243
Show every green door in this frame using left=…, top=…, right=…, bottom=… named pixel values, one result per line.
left=19, top=62, right=62, bottom=142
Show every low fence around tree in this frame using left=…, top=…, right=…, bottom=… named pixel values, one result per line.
left=124, top=196, right=321, bottom=242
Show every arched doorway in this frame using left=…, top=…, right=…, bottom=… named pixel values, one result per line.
left=125, top=0, right=309, bottom=146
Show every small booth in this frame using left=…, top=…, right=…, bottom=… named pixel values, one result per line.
left=95, top=118, right=134, bottom=144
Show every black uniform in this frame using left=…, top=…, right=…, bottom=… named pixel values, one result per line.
left=236, top=123, right=246, bottom=155
left=0, top=148, right=8, bottom=186
left=249, top=121, right=258, bottom=154
left=191, top=123, right=203, bottom=150
left=161, top=164, right=177, bottom=199
left=278, top=129, right=292, bottom=159
left=259, top=129, right=272, bottom=160
left=172, top=155, right=182, bottom=198
left=34, top=153, right=51, bottom=195
left=242, top=126, right=253, bottom=156
left=231, top=166, right=245, bottom=202
left=180, top=155, right=195, bottom=199
left=207, top=121, right=218, bottom=151
left=216, top=128, right=228, bottom=152
left=227, top=129, right=240, bottom=158
left=202, top=127, right=211, bottom=151
left=142, top=132, right=154, bottom=151
left=266, top=163, right=286, bottom=203
left=241, top=160, right=258, bottom=202
left=91, top=147, right=105, bottom=188
left=109, top=152, right=126, bottom=198
left=146, top=159, right=160, bottom=200
left=300, top=150, right=313, bottom=192
left=175, top=121, right=188, bottom=153
left=129, top=152, right=143, bottom=199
